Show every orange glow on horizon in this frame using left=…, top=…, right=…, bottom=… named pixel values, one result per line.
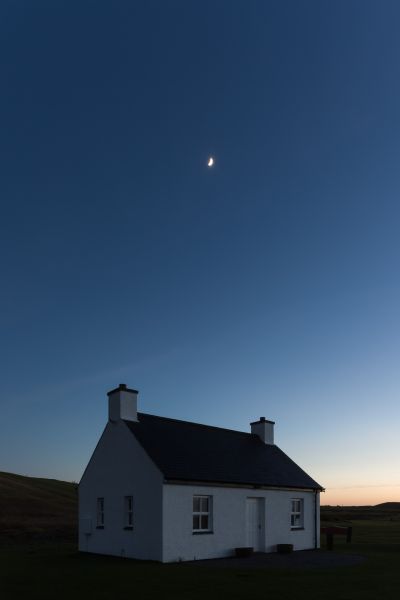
left=322, top=486, right=400, bottom=506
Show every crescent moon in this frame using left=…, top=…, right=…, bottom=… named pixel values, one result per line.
left=207, top=157, right=214, bottom=167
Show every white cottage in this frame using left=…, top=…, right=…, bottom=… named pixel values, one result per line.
left=79, top=384, right=323, bottom=562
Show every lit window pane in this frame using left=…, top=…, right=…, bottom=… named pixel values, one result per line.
left=193, top=515, right=200, bottom=530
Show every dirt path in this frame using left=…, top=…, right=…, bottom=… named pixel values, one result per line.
left=182, top=550, right=366, bottom=569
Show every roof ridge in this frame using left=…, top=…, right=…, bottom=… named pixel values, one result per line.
left=137, top=412, right=253, bottom=437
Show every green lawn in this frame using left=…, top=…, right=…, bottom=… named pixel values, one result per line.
left=1, top=521, right=400, bottom=600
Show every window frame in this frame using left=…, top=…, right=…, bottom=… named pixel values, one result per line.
left=124, top=495, right=134, bottom=529
left=96, top=497, right=104, bottom=528
left=192, top=495, right=213, bottom=534
left=290, top=498, right=304, bottom=530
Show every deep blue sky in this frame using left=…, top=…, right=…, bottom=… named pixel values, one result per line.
left=1, top=1, right=400, bottom=503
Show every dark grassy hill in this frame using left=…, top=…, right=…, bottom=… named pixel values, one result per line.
left=372, top=502, right=400, bottom=511
left=0, top=471, right=77, bottom=542
left=321, top=503, right=400, bottom=522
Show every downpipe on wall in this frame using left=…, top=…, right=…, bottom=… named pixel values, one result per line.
left=314, top=490, right=318, bottom=549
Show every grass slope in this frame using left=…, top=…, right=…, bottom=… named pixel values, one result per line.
left=373, top=502, right=400, bottom=510
left=0, top=471, right=77, bottom=541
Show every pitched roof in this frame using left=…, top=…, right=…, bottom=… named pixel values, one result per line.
left=124, top=413, right=322, bottom=490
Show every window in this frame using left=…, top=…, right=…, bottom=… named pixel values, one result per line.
left=96, top=497, right=104, bottom=528
left=290, top=498, right=303, bottom=529
left=124, top=496, right=133, bottom=529
left=193, top=495, right=212, bottom=532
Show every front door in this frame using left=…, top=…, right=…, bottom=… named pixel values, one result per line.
left=246, top=497, right=264, bottom=551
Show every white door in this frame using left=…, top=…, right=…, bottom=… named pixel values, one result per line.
left=246, top=498, right=264, bottom=551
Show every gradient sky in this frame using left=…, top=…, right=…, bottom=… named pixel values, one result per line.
left=1, top=1, right=400, bottom=505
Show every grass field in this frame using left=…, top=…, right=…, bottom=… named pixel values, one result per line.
left=1, top=520, right=400, bottom=600
left=1, top=473, right=400, bottom=600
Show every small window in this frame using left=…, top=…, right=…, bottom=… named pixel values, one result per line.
left=193, top=495, right=212, bottom=532
left=97, top=497, right=104, bottom=527
left=124, top=496, right=133, bottom=528
left=290, top=498, right=303, bottom=529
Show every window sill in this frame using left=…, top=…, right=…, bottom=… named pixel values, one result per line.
left=192, top=531, right=214, bottom=535
left=123, top=526, right=133, bottom=530
left=290, top=527, right=304, bottom=531
left=96, top=526, right=104, bottom=529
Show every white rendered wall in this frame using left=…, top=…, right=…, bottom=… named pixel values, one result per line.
left=162, top=484, right=319, bottom=562
left=79, top=420, right=163, bottom=561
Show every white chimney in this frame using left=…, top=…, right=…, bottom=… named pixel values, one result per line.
left=250, top=417, right=275, bottom=445
left=108, top=384, right=138, bottom=422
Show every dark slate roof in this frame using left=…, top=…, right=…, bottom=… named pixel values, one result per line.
left=124, top=413, right=323, bottom=490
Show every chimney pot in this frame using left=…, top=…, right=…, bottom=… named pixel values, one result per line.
left=108, top=385, right=138, bottom=422
left=250, top=417, right=275, bottom=444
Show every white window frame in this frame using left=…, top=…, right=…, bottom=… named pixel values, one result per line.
left=96, top=497, right=104, bottom=527
left=124, top=495, right=133, bottom=529
left=290, top=498, right=304, bottom=529
left=192, top=495, right=212, bottom=532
